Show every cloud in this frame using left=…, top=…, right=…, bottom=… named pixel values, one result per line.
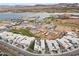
left=0, top=0, right=79, bottom=3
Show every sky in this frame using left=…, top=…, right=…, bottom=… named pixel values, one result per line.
left=0, top=0, right=79, bottom=5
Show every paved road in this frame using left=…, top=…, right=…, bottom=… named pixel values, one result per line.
left=0, top=40, right=36, bottom=56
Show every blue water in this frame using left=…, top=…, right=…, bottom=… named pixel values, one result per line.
left=0, top=12, right=79, bottom=19
left=0, top=12, right=51, bottom=19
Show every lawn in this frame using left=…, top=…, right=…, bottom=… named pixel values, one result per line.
left=63, top=24, right=79, bottom=28
left=9, top=28, right=39, bottom=38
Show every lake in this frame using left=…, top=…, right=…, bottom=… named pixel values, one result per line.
left=0, top=12, right=79, bottom=19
